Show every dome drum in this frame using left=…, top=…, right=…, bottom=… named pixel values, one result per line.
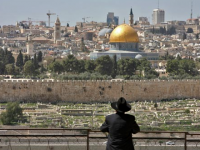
left=110, top=42, right=139, bottom=51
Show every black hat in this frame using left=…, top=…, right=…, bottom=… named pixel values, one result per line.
left=111, top=97, right=131, bottom=113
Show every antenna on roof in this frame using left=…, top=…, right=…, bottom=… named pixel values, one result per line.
left=191, top=1, right=193, bottom=19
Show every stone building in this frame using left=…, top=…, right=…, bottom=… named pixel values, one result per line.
left=90, top=23, right=159, bottom=60
left=54, top=17, right=61, bottom=44
left=26, top=34, right=34, bottom=55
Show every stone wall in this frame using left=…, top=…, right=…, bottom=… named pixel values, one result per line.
left=0, top=80, right=200, bottom=103
left=0, top=145, right=198, bottom=150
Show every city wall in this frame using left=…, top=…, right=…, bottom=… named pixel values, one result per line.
left=0, top=145, right=197, bottom=150
left=0, top=80, right=200, bottom=103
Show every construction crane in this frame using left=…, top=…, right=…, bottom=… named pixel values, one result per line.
left=82, top=17, right=90, bottom=23
left=47, top=11, right=56, bottom=27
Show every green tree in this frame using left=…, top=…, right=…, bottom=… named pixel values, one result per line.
left=63, top=55, right=79, bottom=73
left=23, top=60, right=36, bottom=76
left=167, top=26, right=176, bottom=35
left=5, top=64, right=15, bottom=75
left=40, top=64, right=45, bottom=73
left=166, top=59, right=179, bottom=75
left=33, top=53, right=39, bottom=69
left=118, top=58, right=136, bottom=76
left=74, top=26, right=78, bottom=32
left=24, top=55, right=29, bottom=64
left=0, top=102, right=23, bottom=125
left=166, top=59, right=197, bottom=76
left=4, top=49, right=15, bottom=65
left=37, top=51, right=43, bottom=62
left=95, top=55, right=113, bottom=75
left=78, top=60, right=86, bottom=73
left=160, top=27, right=166, bottom=34
left=48, top=61, right=63, bottom=74
left=111, top=55, right=117, bottom=78
left=67, top=23, right=69, bottom=27
left=139, top=58, right=151, bottom=72
left=85, top=60, right=96, bottom=73
left=154, top=103, right=158, bottom=110
left=185, top=109, right=190, bottom=114
left=0, top=61, right=5, bottom=74
left=16, top=50, right=24, bottom=69
left=15, top=66, right=20, bottom=75
left=179, top=59, right=196, bottom=75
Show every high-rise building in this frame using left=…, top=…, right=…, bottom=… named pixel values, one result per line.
left=114, top=16, right=119, bottom=25
left=152, top=9, right=165, bottom=25
left=107, top=12, right=119, bottom=25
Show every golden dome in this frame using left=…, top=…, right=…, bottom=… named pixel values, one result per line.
left=109, top=24, right=139, bottom=43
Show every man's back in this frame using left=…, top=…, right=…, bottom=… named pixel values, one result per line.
left=100, top=112, right=140, bottom=150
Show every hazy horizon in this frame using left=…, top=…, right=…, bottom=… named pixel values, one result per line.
left=0, top=0, right=199, bottom=26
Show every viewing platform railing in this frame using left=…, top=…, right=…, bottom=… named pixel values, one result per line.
left=0, top=129, right=199, bottom=150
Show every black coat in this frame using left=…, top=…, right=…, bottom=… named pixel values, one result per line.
left=100, top=113, right=140, bottom=150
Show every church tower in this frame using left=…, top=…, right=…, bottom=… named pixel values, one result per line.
left=54, top=16, right=61, bottom=43
left=26, top=34, right=34, bottom=55
left=129, top=8, right=134, bottom=26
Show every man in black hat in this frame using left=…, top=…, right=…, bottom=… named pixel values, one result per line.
left=100, top=97, right=140, bottom=150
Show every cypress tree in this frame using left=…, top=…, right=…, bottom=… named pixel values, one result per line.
left=111, top=55, right=117, bottom=79
left=152, top=26, right=155, bottom=34
left=74, top=26, right=78, bottom=32
left=183, top=33, right=187, bottom=40
left=16, top=50, right=24, bottom=68
left=33, top=53, right=38, bottom=69
left=37, top=51, right=42, bottom=62
left=24, top=55, right=29, bottom=64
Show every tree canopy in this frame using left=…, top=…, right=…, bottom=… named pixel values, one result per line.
left=95, top=55, right=113, bottom=75
left=37, top=51, right=43, bottom=62
left=63, top=55, right=80, bottom=73
left=16, top=50, right=24, bottom=69
left=166, top=59, right=197, bottom=76
left=48, top=61, right=63, bottom=74
left=0, top=102, right=23, bottom=125
left=23, top=60, right=36, bottom=76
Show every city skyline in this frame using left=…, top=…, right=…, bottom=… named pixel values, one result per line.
left=0, top=0, right=199, bottom=26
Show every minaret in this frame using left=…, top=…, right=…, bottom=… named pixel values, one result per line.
left=26, top=34, right=34, bottom=55
left=129, top=8, right=134, bottom=26
left=190, top=1, right=193, bottom=19
left=54, top=16, right=61, bottom=43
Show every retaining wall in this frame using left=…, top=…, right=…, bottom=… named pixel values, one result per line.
left=0, top=80, right=200, bottom=102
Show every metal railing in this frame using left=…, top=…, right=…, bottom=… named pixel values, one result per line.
left=0, top=129, right=199, bottom=150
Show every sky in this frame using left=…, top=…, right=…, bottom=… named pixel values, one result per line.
left=0, top=0, right=199, bottom=27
